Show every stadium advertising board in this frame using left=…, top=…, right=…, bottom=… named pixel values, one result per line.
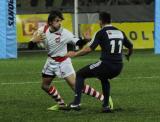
left=81, top=22, right=154, bottom=49
left=16, top=14, right=72, bottom=43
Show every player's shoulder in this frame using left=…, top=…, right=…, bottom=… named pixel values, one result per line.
left=62, top=28, right=72, bottom=33
left=62, top=28, right=73, bottom=36
left=103, top=25, right=118, bottom=31
left=110, top=26, right=124, bottom=34
left=105, top=26, right=125, bottom=35
left=95, top=28, right=105, bottom=37
left=103, top=26, right=125, bottom=39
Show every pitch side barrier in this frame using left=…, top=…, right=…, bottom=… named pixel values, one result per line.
left=16, top=14, right=73, bottom=43
left=16, top=14, right=153, bottom=50
left=81, top=22, right=154, bottom=50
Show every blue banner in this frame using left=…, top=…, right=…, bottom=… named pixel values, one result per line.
left=155, top=0, right=160, bottom=54
left=0, top=0, right=6, bottom=58
left=0, top=0, right=17, bottom=59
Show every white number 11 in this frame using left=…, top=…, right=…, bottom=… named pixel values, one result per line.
left=110, top=40, right=122, bottom=53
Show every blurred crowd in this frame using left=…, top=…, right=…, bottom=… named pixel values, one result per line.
left=17, top=0, right=154, bottom=8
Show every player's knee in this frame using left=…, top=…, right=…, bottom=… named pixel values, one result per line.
left=69, top=81, right=75, bottom=90
left=76, top=69, right=87, bottom=80
left=76, top=71, right=83, bottom=78
left=76, top=73, right=85, bottom=82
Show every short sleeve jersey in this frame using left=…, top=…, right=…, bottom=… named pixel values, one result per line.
left=38, top=25, right=79, bottom=57
left=88, top=25, right=133, bottom=62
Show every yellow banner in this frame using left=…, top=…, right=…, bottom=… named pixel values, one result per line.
left=16, top=14, right=73, bottom=43
left=80, top=22, right=154, bottom=49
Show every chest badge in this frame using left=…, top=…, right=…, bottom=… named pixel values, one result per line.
left=55, top=33, right=61, bottom=43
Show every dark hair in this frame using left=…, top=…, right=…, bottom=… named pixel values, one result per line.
left=99, top=12, right=111, bottom=24
left=48, top=10, right=64, bottom=25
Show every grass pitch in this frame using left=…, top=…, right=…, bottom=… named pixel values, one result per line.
left=0, top=50, right=160, bottom=122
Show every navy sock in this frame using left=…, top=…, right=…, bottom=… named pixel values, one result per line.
left=73, top=75, right=85, bottom=105
left=101, top=79, right=110, bottom=107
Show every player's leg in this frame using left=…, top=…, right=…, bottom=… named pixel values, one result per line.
left=82, top=84, right=104, bottom=101
left=99, top=77, right=112, bottom=113
left=97, top=62, right=123, bottom=112
left=41, top=75, right=66, bottom=109
left=41, top=58, right=66, bottom=110
left=62, top=60, right=104, bottom=102
left=68, top=64, right=97, bottom=107
left=69, top=61, right=113, bottom=110
left=64, top=73, right=75, bottom=91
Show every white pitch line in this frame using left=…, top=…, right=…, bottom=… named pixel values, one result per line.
left=0, top=82, right=40, bottom=85
left=115, top=76, right=160, bottom=80
left=0, top=76, right=159, bottom=85
left=0, top=80, right=64, bottom=85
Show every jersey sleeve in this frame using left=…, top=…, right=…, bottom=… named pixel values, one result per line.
left=87, top=31, right=100, bottom=50
left=122, top=32, right=133, bottom=49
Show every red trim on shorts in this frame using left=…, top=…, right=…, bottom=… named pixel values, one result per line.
left=52, top=56, right=68, bottom=62
left=48, top=55, right=68, bottom=62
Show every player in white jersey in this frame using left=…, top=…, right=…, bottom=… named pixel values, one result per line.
left=30, top=10, right=112, bottom=111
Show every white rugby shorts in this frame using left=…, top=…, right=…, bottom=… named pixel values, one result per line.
left=42, top=57, right=75, bottom=78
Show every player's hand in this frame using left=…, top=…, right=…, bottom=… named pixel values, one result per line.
left=65, top=51, right=76, bottom=57
left=125, top=54, right=130, bottom=61
left=83, top=29, right=91, bottom=41
left=32, top=31, right=45, bottom=42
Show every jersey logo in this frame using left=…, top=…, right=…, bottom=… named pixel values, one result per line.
left=108, top=30, right=112, bottom=35
left=106, top=30, right=124, bottom=39
left=55, top=36, right=60, bottom=43
left=55, top=33, right=61, bottom=43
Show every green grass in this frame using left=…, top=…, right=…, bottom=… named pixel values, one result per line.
left=0, top=50, right=160, bottom=122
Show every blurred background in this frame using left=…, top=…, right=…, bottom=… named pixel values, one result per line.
left=1, top=1, right=160, bottom=122
left=16, top=0, right=154, bottom=50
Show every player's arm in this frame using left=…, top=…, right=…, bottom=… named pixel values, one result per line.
left=125, top=47, right=133, bottom=61
left=66, top=31, right=100, bottom=57
left=75, top=37, right=91, bottom=49
left=76, top=30, right=92, bottom=49
left=65, top=45, right=92, bottom=57
left=67, top=29, right=91, bottom=50
left=123, top=32, right=133, bottom=61
left=76, top=30, right=91, bottom=48
left=28, top=27, right=46, bottom=49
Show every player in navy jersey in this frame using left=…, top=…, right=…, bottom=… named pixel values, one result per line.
left=66, top=11, right=133, bottom=112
